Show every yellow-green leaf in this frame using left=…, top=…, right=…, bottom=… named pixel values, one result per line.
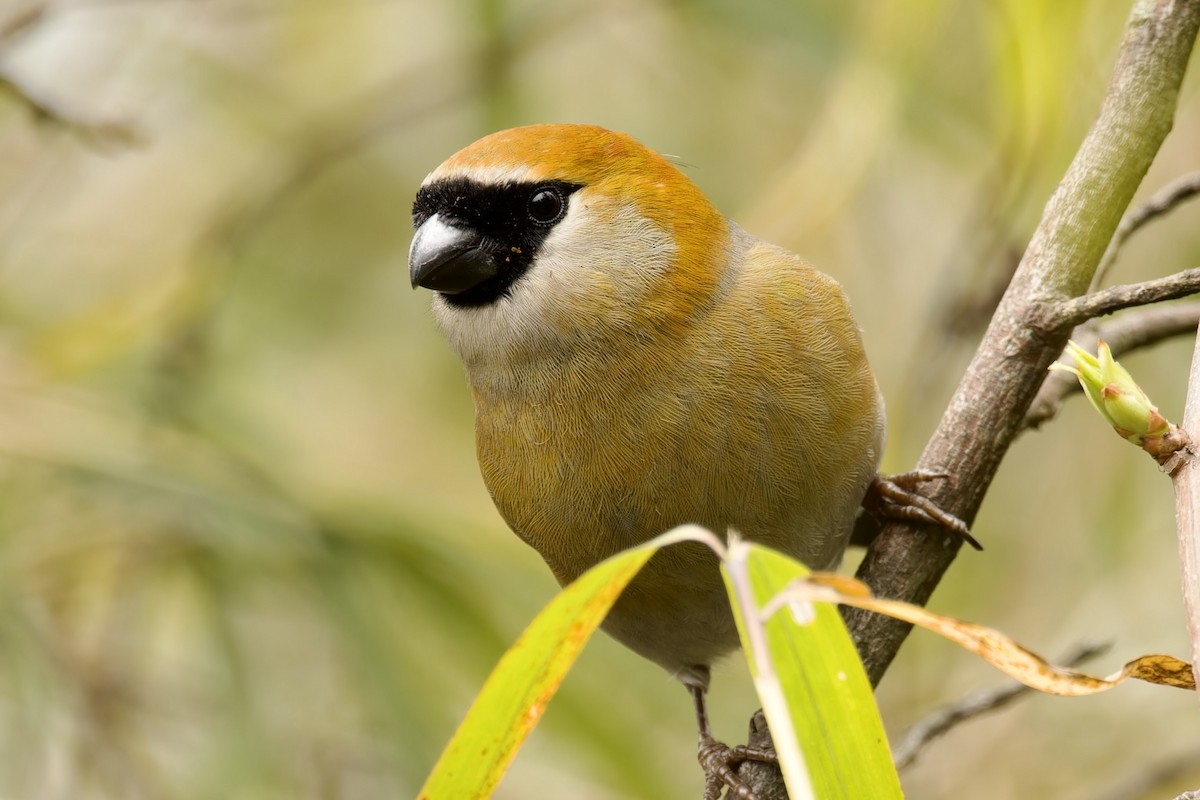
left=418, top=526, right=716, bottom=800
left=722, top=540, right=903, bottom=800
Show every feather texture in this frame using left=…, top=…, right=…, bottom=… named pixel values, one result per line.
left=415, top=124, right=884, bottom=686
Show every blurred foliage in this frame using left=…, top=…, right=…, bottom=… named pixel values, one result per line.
left=0, top=0, right=1199, bottom=798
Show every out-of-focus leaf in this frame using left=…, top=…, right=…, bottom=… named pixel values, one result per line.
left=722, top=539, right=903, bottom=800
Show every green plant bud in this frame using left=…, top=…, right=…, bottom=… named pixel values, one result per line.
left=1050, top=339, right=1170, bottom=445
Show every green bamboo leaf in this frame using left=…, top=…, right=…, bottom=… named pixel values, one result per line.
left=722, top=540, right=902, bottom=800
left=418, top=526, right=716, bottom=800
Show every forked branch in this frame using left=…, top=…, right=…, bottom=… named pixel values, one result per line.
left=842, top=0, right=1200, bottom=687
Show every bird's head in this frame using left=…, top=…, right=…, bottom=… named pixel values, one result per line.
left=409, top=124, right=731, bottom=363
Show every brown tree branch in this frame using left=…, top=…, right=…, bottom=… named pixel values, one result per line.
left=1171, top=320, right=1200, bottom=688
left=841, top=0, right=1200, bottom=689
left=736, top=712, right=788, bottom=800
left=1036, top=267, right=1200, bottom=330
left=742, top=5, right=1200, bottom=796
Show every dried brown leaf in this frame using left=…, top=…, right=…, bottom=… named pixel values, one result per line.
left=783, top=576, right=1196, bottom=695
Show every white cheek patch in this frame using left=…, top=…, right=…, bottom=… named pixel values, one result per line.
left=433, top=196, right=677, bottom=368
left=537, top=200, right=675, bottom=288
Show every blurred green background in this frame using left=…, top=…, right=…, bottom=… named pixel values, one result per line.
left=1, top=1, right=1199, bottom=798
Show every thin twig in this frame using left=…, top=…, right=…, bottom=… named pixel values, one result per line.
left=1025, top=301, right=1200, bottom=430
left=1095, top=170, right=1200, bottom=288
left=1038, top=267, right=1200, bottom=331
left=0, top=4, right=44, bottom=43
left=0, top=3, right=139, bottom=148
left=0, top=73, right=141, bottom=149
left=1087, top=748, right=1200, bottom=800
left=891, top=641, right=1112, bottom=770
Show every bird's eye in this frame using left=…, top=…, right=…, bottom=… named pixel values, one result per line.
left=527, top=187, right=566, bottom=225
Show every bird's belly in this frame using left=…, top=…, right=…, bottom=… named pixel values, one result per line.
left=482, top=442, right=854, bottom=577
left=477, top=423, right=862, bottom=678
left=473, top=356, right=879, bottom=678
left=601, top=541, right=740, bottom=683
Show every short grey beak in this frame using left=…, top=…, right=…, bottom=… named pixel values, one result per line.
left=409, top=214, right=498, bottom=294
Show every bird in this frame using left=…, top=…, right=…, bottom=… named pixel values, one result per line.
left=408, top=123, right=966, bottom=799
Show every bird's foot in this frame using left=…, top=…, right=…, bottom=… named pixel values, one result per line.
left=698, top=734, right=777, bottom=800
left=863, top=470, right=982, bottom=551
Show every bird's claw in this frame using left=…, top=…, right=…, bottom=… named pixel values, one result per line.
left=864, top=470, right=983, bottom=551
left=698, top=734, right=777, bottom=800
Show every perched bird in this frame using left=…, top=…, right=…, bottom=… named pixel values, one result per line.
left=409, top=124, right=953, bottom=798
